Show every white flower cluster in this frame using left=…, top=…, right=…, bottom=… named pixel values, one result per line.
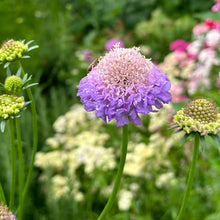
left=35, top=104, right=181, bottom=211
left=35, top=104, right=116, bottom=201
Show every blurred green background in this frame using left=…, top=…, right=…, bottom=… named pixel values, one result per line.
left=1, top=0, right=220, bottom=219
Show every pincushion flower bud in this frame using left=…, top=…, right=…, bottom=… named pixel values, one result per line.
left=4, top=75, right=23, bottom=94
left=0, top=94, right=25, bottom=119
left=77, top=44, right=172, bottom=126
left=0, top=203, right=17, bottom=220
left=174, top=98, right=220, bottom=136
left=0, top=40, right=28, bottom=62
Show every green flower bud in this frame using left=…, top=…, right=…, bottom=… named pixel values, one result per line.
left=0, top=40, right=28, bottom=62
left=174, top=98, right=220, bottom=136
left=0, top=203, right=17, bottom=220
left=0, top=94, right=25, bottom=119
left=4, top=75, right=23, bottom=94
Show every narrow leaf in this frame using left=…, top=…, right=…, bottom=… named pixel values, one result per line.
left=23, top=73, right=28, bottom=82
left=25, top=40, right=34, bottom=46
left=180, top=133, right=190, bottom=146
left=24, top=83, right=38, bottom=89
left=27, top=45, right=39, bottom=52
left=4, top=62, right=10, bottom=69
left=200, top=136, right=206, bottom=152
left=174, top=128, right=183, bottom=134
left=21, top=55, right=30, bottom=59
left=211, top=134, right=220, bottom=149
left=6, top=67, right=11, bottom=77
left=0, top=121, right=6, bottom=132
left=169, top=125, right=179, bottom=130
left=16, top=68, right=22, bottom=77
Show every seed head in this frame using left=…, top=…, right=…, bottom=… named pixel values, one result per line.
left=4, top=75, right=23, bottom=94
left=0, top=94, right=25, bottom=119
left=0, top=40, right=28, bottom=62
left=174, top=98, right=220, bottom=135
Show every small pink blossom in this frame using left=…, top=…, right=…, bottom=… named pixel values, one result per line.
left=105, top=38, right=124, bottom=50
left=204, top=19, right=216, bottom=28
left=170, top=39, right=189, bottom=52
left=205, top=29, right=220, bottom=48
left=171, top=83, right=187, bottom=102
left=193, top=24, right=209, bottom=35
left=212, top=0, right=220, bottom=13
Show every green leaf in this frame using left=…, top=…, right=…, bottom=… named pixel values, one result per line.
left=174, top=128, right=183, bottom=134
left=21, top=56, right=30, bottom=59
left=0, top=120, right=6, bottom=132
left=6, top=67, right=11, bottom=77
left=169, top=125, right=179, bottom=130
left=27, top=45, right=39, bottom=52
left=210, top=134, right=220, bottom=149
left=200, top=136, right=206, bottom=152
left=16, top=68, right=21, bottom=77
left=180, top=133, right=191, bottom=146
left=4, top=62, right=10, bottom=69
left=22, top=73, right=28, bottom=82
left=25, top=40, right=34, bottom=46
left=24, top=83, right=38, bottom=89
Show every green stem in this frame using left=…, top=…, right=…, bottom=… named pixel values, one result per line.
left=176, top=132, right=200, bottom=220
left=9, top=118, right=16, bottom=210
left=0, top=182, right=7, bottom=205
left=15, top=118, right=23, bottom=220
left=17, top=61, right=38, bottom=216
left=97, top=125, right=128, bottom=220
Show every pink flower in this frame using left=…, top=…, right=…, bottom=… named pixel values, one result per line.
left=193, top=24, right=209, bottom=35
left=212, top=1, right=220, bottom=12
left=171, top=83, right=187, bottom=102
left=170, top=39, right=189, bottom=52
left=105, top=38, right=124, bottom=50
left=204, top=19, right=216, bottom=28
left=205, top=29, right=220, bottom=48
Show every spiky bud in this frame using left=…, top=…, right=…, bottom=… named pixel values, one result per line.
left=0, top=94, right=25, bottom=119
left=0, top=203, right=17, bottom=220
left=4, top=75, right=23, bottom=94
left=0, top=40, right=28, bottom=62
left=174, top=98, right=220, bottom=135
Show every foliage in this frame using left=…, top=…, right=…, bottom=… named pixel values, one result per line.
left=0, top=0, right=219, bottom=219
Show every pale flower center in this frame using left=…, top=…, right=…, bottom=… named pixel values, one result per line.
left=96, top=46, right=152, bottom=90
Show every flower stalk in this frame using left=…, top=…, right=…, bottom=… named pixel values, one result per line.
left=0, top=183, right=6, bottom=205
left=9, top=118, right=16, bottom=210
left=15, top=117, right=23, bottom=220
left=176, top=132, right=200, bottom=220
left=15, top=61, right=38, bottom=218
left=98, top=125, right=128, bottom=220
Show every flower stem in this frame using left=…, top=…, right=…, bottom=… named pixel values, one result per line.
left=0, top=182, right=7, bottom=205
left=15, top=118, right=24, bottom=220
left=97, top=125, right=128, bottom=220
left=176, top=132, right=200, bottom=220
left=9, top=118, right=16, bottom=210
left=17, top=61, right=38, bottom=216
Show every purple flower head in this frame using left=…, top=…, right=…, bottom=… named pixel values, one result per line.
left=77, top=45, right=172, bottom=127
left=105, top=38, right=124, bottom=50
left=0, top=203, right=17, bottom=220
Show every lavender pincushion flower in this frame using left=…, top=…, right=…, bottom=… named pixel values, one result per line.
left=77, top=45, right=172, bottom=127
